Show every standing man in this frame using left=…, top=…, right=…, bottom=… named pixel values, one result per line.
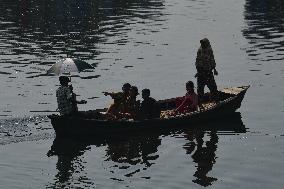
left=195, top=38, right=218, bottom=101
left=56, top=76, right=74, bottom=115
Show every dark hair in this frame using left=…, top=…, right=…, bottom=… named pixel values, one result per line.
left=200, top=38, right=210, bottom=48
left=122, top=83, right=131, bottom=90
left=142, top=88, right=150, bottom=96
left=59, top=76, right=70, bottom=84
left=130, top=86, right=139, bottom=95
left=186, top=81, right=194, bottom=89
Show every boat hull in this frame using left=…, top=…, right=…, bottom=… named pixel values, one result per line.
left=49, top=86, right=249, bottom=137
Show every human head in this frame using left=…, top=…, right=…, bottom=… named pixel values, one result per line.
left=59, top=76, right=70, bottom=86
left=142, top=88, right=150, bottom=99
left=186, top=81, right=194, bottom=92
left=122, top=83, right=131, bottom=93
left=130, top=86, right=139, bottom=97
left=200, top=38, right=210, bottom=49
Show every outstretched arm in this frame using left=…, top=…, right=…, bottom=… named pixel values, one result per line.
left=103, top=92, right=119, bottom=98
left=102, top=91, right=111, bottom=96
left=77, top=100, right=87, bottom=104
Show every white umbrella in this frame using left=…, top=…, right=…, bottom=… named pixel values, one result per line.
left=47, top=58, right=94, bottom=75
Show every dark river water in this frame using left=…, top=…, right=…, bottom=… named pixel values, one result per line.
left=1, top=0, right=284, bottom=188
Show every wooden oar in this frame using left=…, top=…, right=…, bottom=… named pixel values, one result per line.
left=30, top=110, right=58, bottom=113
left=30, top=108, right=108, bottom=113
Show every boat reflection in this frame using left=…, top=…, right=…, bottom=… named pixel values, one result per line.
left=183, top=112, right=246, bottom=186
left=47, top=112, right=246, bottom=186
left=105, top=133, right=161, bottom=177
left=46, top=138, right=93, bottom=188
left=183, top=130, right=218, bottom=186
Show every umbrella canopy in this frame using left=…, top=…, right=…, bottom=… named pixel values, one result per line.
left=47, top=58, right=94, bottom=75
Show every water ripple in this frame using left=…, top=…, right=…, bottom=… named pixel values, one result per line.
left=243, top=0, right=284, bottom=62
left=0, top=115, right=53, bottom=145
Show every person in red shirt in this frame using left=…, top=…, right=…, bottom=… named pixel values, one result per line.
left=175, top=81, right=198, bottom=114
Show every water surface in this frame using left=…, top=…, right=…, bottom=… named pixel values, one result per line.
left=1, top=0, right=284, bottom=188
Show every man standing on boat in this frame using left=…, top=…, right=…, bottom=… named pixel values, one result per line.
left=56, top=76, right=74, bottom=115
left=195, top=38, right=219, bottom=101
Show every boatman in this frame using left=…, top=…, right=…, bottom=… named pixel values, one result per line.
left=195, top=38, right=219, bottom=101
left=56, top=76, right=74, bottom=115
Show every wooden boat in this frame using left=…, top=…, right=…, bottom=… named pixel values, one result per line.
left=49, top=85, right=249, bottom=137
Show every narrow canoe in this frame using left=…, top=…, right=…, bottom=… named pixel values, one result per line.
left=49, top=85, right=249, bottom=137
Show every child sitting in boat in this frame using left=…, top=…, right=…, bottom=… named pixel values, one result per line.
left=160, top=81, right=198, bottom=118
left=103, top=83, right=131, bottom=119
left=139, top=88, right=161, bottom=119
left=174, top=81, right=198, bottom=114
left=174, top=81, right=198, bottom=113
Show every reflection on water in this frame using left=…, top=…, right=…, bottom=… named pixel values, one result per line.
left=243, top=0, right=284, bottom=61
left=184, top=130, right=218, bottom=186
left=183, top=112, right=245, bottom=186
left=105, top=133, right=161, bottom=178
left=0, top=0, right=167, bottom=116
left=47, top=138, right=93, bottom=188
left=0, top=0, right=165, bottom=59
left=47, top=113, right=246, bottom=187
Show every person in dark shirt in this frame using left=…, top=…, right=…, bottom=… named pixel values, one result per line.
left=139, top=89, right=161, bottom=119
left=68, top=85, right=87, bottom=114
left=56, top=76, right=73, bottom=115
left=195, top=38, right=218, bottom=101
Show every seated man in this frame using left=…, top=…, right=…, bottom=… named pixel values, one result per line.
left=56, top=76, right=74, bottom=115
left=139, top=88, right=161, bottom=119
left=175, top=81, right=198, bottom=114
left=103, top=83, right=131, bottom=118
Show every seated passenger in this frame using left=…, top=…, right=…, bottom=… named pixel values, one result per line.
left=125, top=86, right=140, bottom=119
left=175, top=81, right=198, bottom=114
left=139, top=89, right=161, bottom=119
left=103, top=83, right=131, bottom=117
